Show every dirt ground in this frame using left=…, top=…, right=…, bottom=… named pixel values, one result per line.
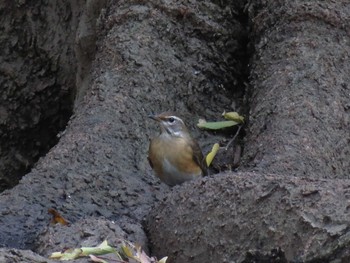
left=0, top=0, right=349, bottom=262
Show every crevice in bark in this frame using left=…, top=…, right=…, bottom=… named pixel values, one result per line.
left=146, top=1, right=350, bottom=262
left=0, top=1, right=77, bottom=192
left=0, top=0, right=108, bottom=192
left=74, top=0, right=108, bottom=108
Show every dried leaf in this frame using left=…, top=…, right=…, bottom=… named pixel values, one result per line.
left=48, top=208, right=69, bottom=226
left=120, top=242, right=165, bottom=263
left=197, top=118, right=207, bottom=125
left=138, top=250, right=152, bottom=263
left=50, top=240, right=116, bottom=261
left=121, top=244, right=134, bottom=259
left=206, top=143, right=220, bottom=167
left=50, top=239, right=165, bottom=262
left=222, top=111, right=244, bottom=123
left=158, top=257, right=168, bottom=263
left=89, top=255, right=109, bottom=263
left=49, top=248, right=82, bottom=260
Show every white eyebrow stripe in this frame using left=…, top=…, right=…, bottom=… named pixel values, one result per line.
left=168, top=116, right=184, bottom=123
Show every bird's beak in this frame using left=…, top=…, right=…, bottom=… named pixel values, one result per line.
left=148, top=114, right=160, bottom=121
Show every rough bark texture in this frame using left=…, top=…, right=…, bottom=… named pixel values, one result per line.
left=146, top=1, right=350, bottom=262
left=0, top=0, right=79, bottom=190
left=1, top=0, right=349, bottom=262
left=37, top=217, right=148, bottom=260
left=147, top=173, right=350, bottom=262
left=0, top=248, right=52, bottom=263
left=0, top=0, right=246, bottom=261
left=243, top=0, right=350, bottom=178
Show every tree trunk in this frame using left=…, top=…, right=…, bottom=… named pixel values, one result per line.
left=147, top=173, right=350, bottom=262
left=243, top=0, right=350, bottom=179
left=0, top=0, right=246, bottom=260
left=0, top=0, right=78, bottom=190
left=1, top=0, right=349, bottom=262
left=146, top=0, right=350, bottom=262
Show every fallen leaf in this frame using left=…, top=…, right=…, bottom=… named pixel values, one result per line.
left=139, top=250, right=152, bottom=263
left=48, top=208, right=69, bottom=226
left=50, top=248, right=82, bottom=260
left=197, top=120, right=239, bottom=130
left=121, top=243, right=134, bottom=259
left=89, top=254, right=109, bottom=263
left=206, top=143, right=220, bottom=166
left=81, top=240, right=116, bottom=256
left=50, top=240, right=116, bottom=261
left=222, top=111, right=244, bottom=123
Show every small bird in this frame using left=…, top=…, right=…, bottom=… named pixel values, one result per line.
left=148, top=112, right=207, bottom=186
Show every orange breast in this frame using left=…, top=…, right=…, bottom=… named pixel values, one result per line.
left=148, top=136, right=202, bottom=185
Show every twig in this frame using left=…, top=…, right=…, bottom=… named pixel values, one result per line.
left=225, top=125, right=242, bottom=151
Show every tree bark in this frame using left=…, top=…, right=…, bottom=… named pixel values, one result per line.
left=1, top=0, right=349, bottom=262
left=146, top=0, right=350, bottom=262
left=0, top=0, right=245, bottom=259
left=243, top=0, right=350, bottom=178
left=147, top=173, right=350, bottom=262
left=0, top=0, right=78, bottom=190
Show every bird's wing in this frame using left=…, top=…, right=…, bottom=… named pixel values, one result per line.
left=191, top=139, right=208, bottom=176
left=147, top=156, right=154, bottom=169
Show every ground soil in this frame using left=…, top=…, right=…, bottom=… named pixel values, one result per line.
left=0, top=0, right=349, bottom=262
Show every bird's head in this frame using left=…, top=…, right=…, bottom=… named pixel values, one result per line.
left=149, top=112, right=189, bottom=137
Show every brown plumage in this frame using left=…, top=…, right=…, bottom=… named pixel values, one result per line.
left=148, top=112, right=207, bottom=186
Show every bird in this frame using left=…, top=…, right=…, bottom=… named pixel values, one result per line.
left=148, top=112, right=207, bottom=186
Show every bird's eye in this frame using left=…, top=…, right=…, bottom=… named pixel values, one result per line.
left=168, top=117, right=175, bottom=123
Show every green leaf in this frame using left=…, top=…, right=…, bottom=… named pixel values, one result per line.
left=222, top=111, right=244, bottom=123
left=50, top=240, right=116, bottom=261
left=120, top=244, right=135, bottom=259
left=81, top=240, right=116, bottom=256
left=197, top=120, right=239, bottom=130
left=50, top=248, right=83, bottom=260
left=206, top=143, right=220, bottom=167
